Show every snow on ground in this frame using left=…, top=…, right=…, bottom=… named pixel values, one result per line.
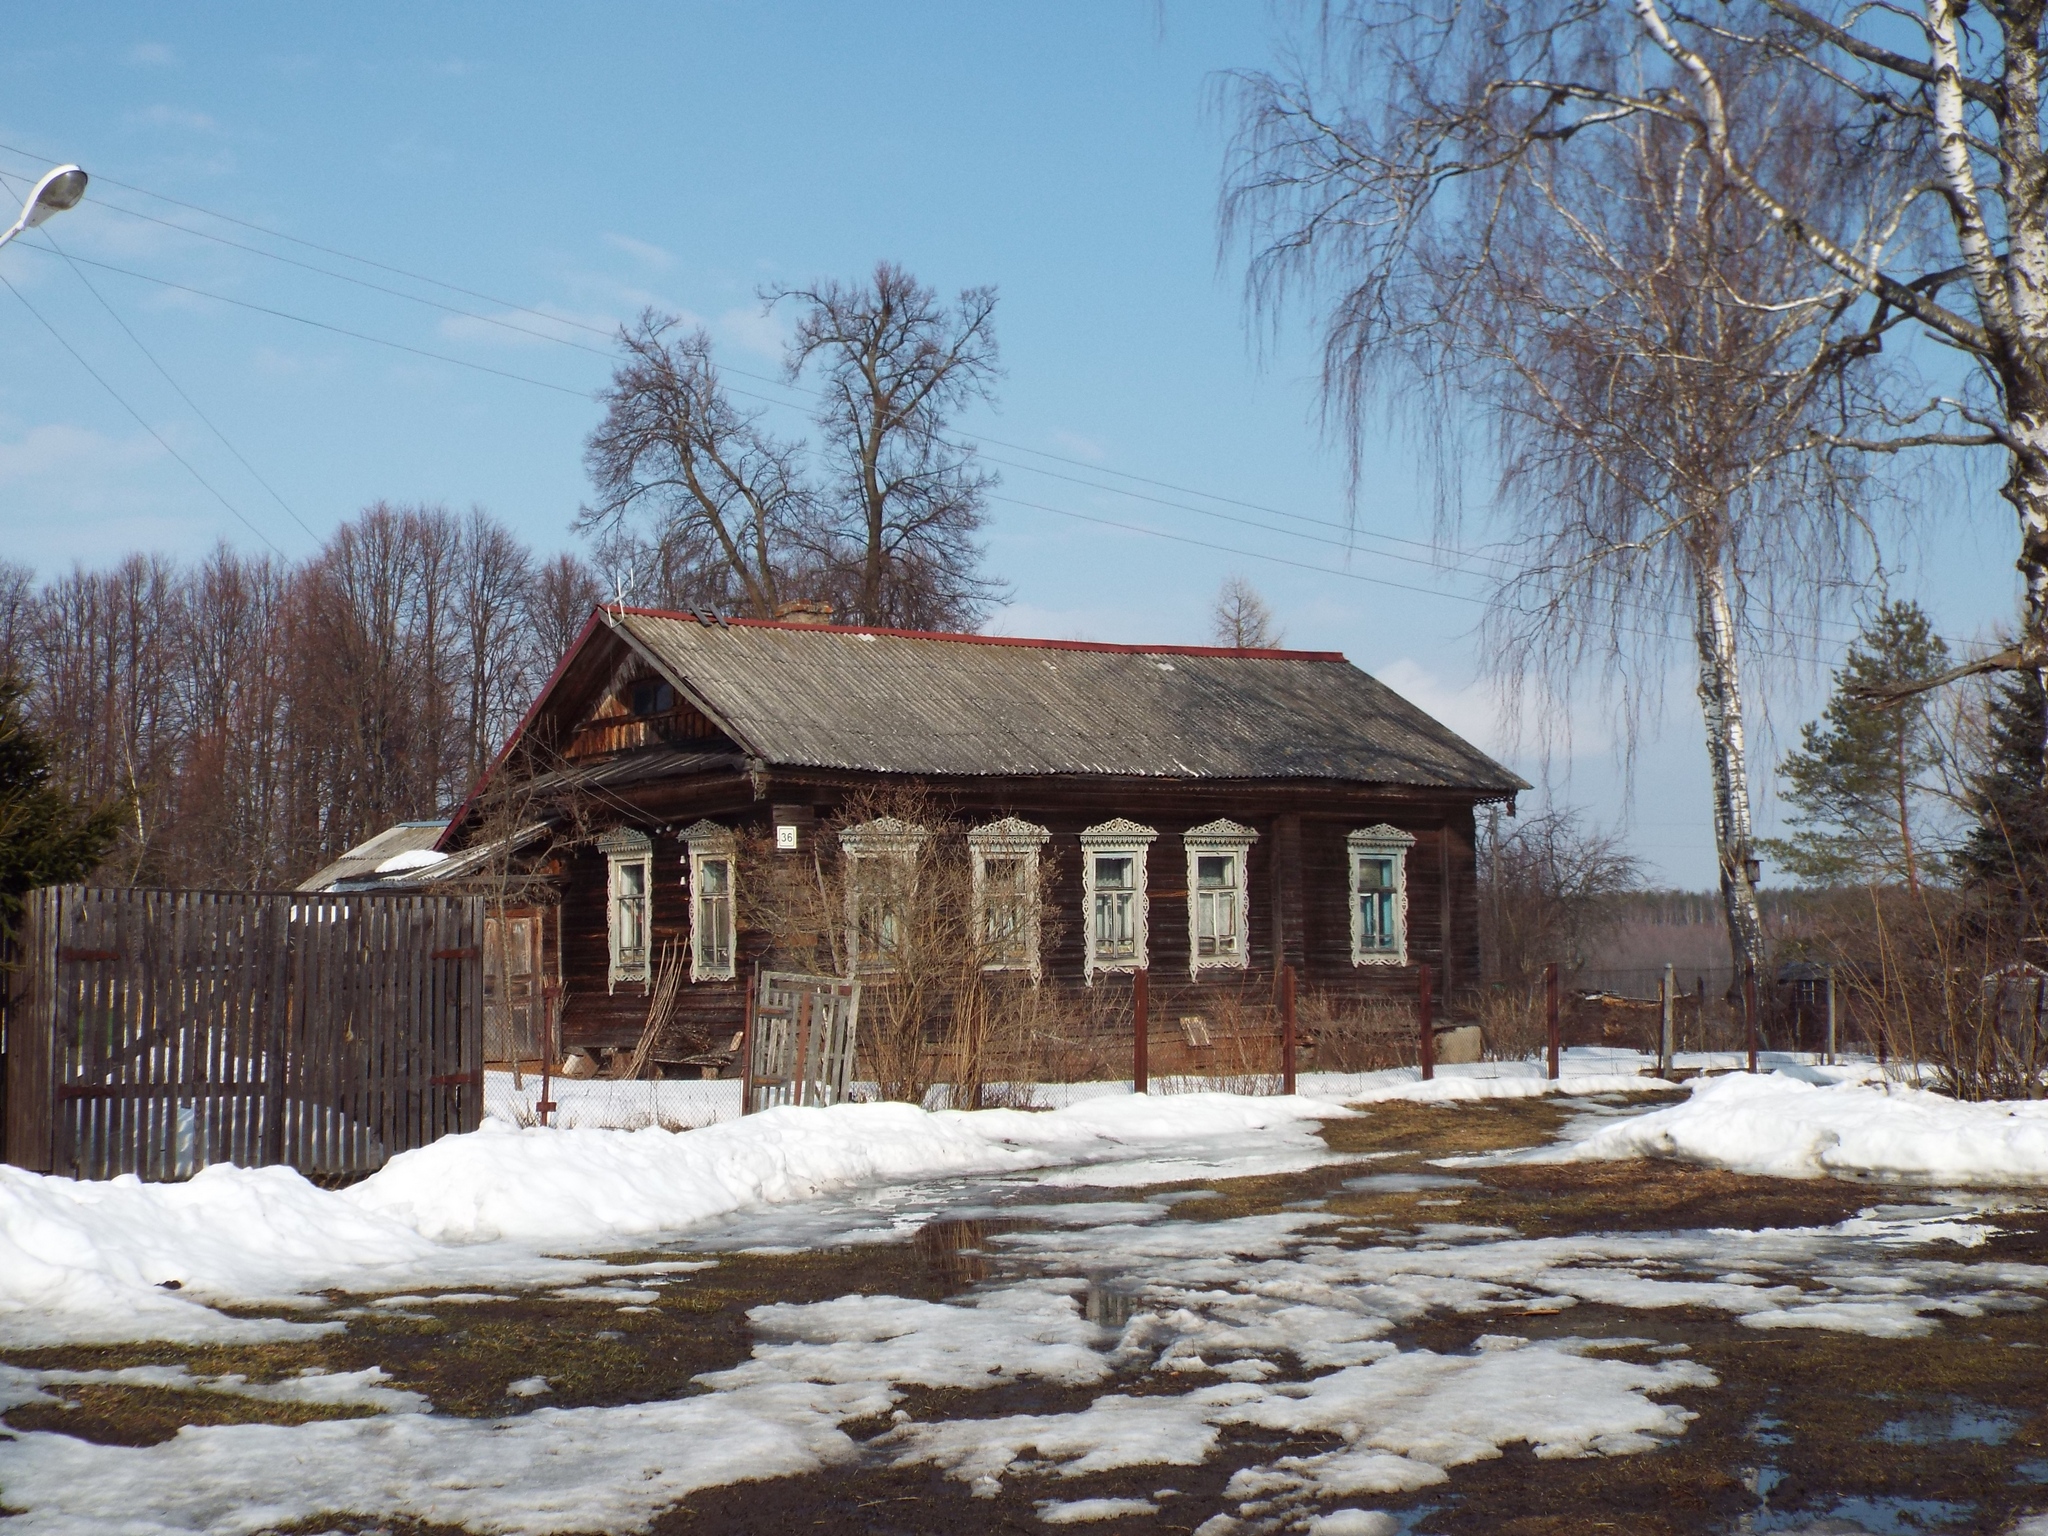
left=1536, top=1070, right=2048, bottom=1184
left=8, top=1070, right=2048, bottom=1534
left=8, top=1184, right=2026, bottom=1534
left=482, top=1046, right=1697, bottom=1132
left=0, top=1094, right=1344, bottom=1347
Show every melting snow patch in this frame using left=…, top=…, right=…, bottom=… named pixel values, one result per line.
left=1037, top=1496, right=1161, bottom=1523
left=1538, top=1071, right=2048, bottom=1184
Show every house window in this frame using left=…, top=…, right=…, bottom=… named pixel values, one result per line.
left=968, top=817, right=1050, bottom=977
left=1347, top=824, right=1415, bottom=966
left=679, top=820, right=737, bottom=982
left=600, top=827, right=654, bottom=990
left=1080, top=819, right=1157, bottom=980
left=840, top=816, right=927, bottom=973
left=1183, top=819, right=1257, bottom=977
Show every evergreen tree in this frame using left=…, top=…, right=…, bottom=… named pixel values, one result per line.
left=0, top=674, right=123, bottom=945
left=1761, top=600, right=1950, bottom=889
left=1956, top=666, right=2048, bottom=903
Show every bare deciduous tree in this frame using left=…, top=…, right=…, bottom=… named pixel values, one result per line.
left=1478, top=806, right=1643, bottom=989
left=529, top=551, right=604, bottom=666
left=8, top=505, right=602, bottom=888
left=1222, top=17, right=1882, bottom=982
left=772, top=263, right=1007, bottom=630
left=579, top=314, right=817, bottom=619
left=1210, top=575, right=1284, bottom=649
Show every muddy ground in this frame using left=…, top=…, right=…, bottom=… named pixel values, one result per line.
left=8, top=1095, right=2048, bottom=1534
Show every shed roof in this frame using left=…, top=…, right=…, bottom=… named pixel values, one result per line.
left=298, top=821, right=448, bottom=892
left=602, top=609, right=1524, bottom=793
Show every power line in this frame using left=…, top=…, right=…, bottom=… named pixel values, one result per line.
left=0, top=271, right=286, bottom=557
left=0, top=141, right=1893, bottom=647
left=34, top=225, right=322, bottom=544
left=15, top=238, right=1888, bottom=658
left=8, top=240, right=594, bottom=398
left=0, top=141, right=1936, bottom=656
left=1001, top=493, right=1844, bottom=668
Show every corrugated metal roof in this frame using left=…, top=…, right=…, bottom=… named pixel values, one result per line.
left=298, top=821, right=448, bottom=892
left=611, top=611, right=1525, bottom=793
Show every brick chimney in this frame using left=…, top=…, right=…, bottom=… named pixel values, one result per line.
left=774, top=600, right=835, bottom=625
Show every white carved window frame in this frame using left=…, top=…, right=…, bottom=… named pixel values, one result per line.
left=600, top=826, right=654, bottom=992
left=840, top=816, right=928, bottom=974
left=679, top=819, right=738, bottom=983
left=1080, top=818, right=1157, bottom=982
left=968, top=817, right=1050, bottom=979
left=1183, top=818, right=1258, bottom=979
left=1348, top=824, right=1415, bottom=967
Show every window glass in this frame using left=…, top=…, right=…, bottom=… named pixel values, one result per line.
left=1356, top=854, right=1397, bottom=951
left=1194, top=853, right=1240, bottom=958
left=981, top=855, right=1031, bottom=962
left=612, top=855, right=650, bottom=978
left=695, top=855, right=735, bottom=975
left=1092, top=854, right=1138, bottom=961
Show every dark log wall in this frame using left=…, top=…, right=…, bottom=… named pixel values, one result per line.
left=547, top=773, right=1486, bottom=1052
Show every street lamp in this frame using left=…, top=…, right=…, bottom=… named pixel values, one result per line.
left=0, top=164, right=87, bottom=253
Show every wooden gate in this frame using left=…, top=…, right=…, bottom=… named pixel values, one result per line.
left=743, top=970, right=861, bottom=1112
left=3, top=886, right=483, bottom=1181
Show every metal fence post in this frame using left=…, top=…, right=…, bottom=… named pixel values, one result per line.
left=1133, top=968, right=1149, bottom=1095
left=1545, top=962, right=1561, bottom=1081
left=1280, top=963, right=1297, bottom=1095
left=1418, top=964, right=1434, bottom=1081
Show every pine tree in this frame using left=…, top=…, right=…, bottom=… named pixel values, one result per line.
left=1761, top=600, right=1950, bottom=889
left=1957, top=666, right=2048, bottom=902
left=0, top=674, right=123, bottom=945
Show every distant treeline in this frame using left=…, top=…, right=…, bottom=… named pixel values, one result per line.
left=0, top=504, right=602, bottom=890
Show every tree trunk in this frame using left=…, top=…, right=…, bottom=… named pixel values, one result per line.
left=1692, top=546, right=1767, bottom=989
left=2002, top=415, right=2048, bottom=792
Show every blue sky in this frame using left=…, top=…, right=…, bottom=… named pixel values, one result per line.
left=0, top=4, right=2018, bottom=886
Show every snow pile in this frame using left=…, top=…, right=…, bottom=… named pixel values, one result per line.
left=1537, top=1071, right=2048, bottom=1184
left=0, top=1093, right=1343, bottom=1346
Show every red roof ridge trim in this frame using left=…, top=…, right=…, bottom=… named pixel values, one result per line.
left=610, top=606, right=1348, bottom=663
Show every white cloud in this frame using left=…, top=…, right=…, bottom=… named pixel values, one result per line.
left=125, top=42, right=177, bottom=68
left=435, top=305, right=623, bottom=349
left=130, top=105, right=218, bottom=133
left=0, top=422, right=161, bottom=486
left=602, top=232, right=672, bottom=270
left=1048, top=429, right=1107, bottom=463
left=712, top=304, right=785, bottom=362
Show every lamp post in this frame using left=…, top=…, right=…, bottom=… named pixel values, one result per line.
left=0, top=164, right=88, bottom=254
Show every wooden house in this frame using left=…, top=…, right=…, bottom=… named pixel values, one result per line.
left=435, top=606, right=1526, bottom=1066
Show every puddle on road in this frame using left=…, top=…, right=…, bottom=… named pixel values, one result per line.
left=1083, top=1282, right=1149, bottom=1330
left=912, top=1217, right=1018, bottom=1291
left=1876, top=1400, right=2023, bottom=1446
left=1742, top=1493, right=1977, bottom=1533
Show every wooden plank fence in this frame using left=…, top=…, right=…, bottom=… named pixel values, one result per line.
left=2, top=886, right=483, bottom=1182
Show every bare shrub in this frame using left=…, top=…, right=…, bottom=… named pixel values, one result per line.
left=741, top=787, right=1063, bottom=1106
left=1817, top=889, right=2047, bottom=1101
left=1298, top=990, right=1417, bottom=1073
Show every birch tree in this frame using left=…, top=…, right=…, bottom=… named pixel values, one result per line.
left=1224, top=15, right=1883, bottom=981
